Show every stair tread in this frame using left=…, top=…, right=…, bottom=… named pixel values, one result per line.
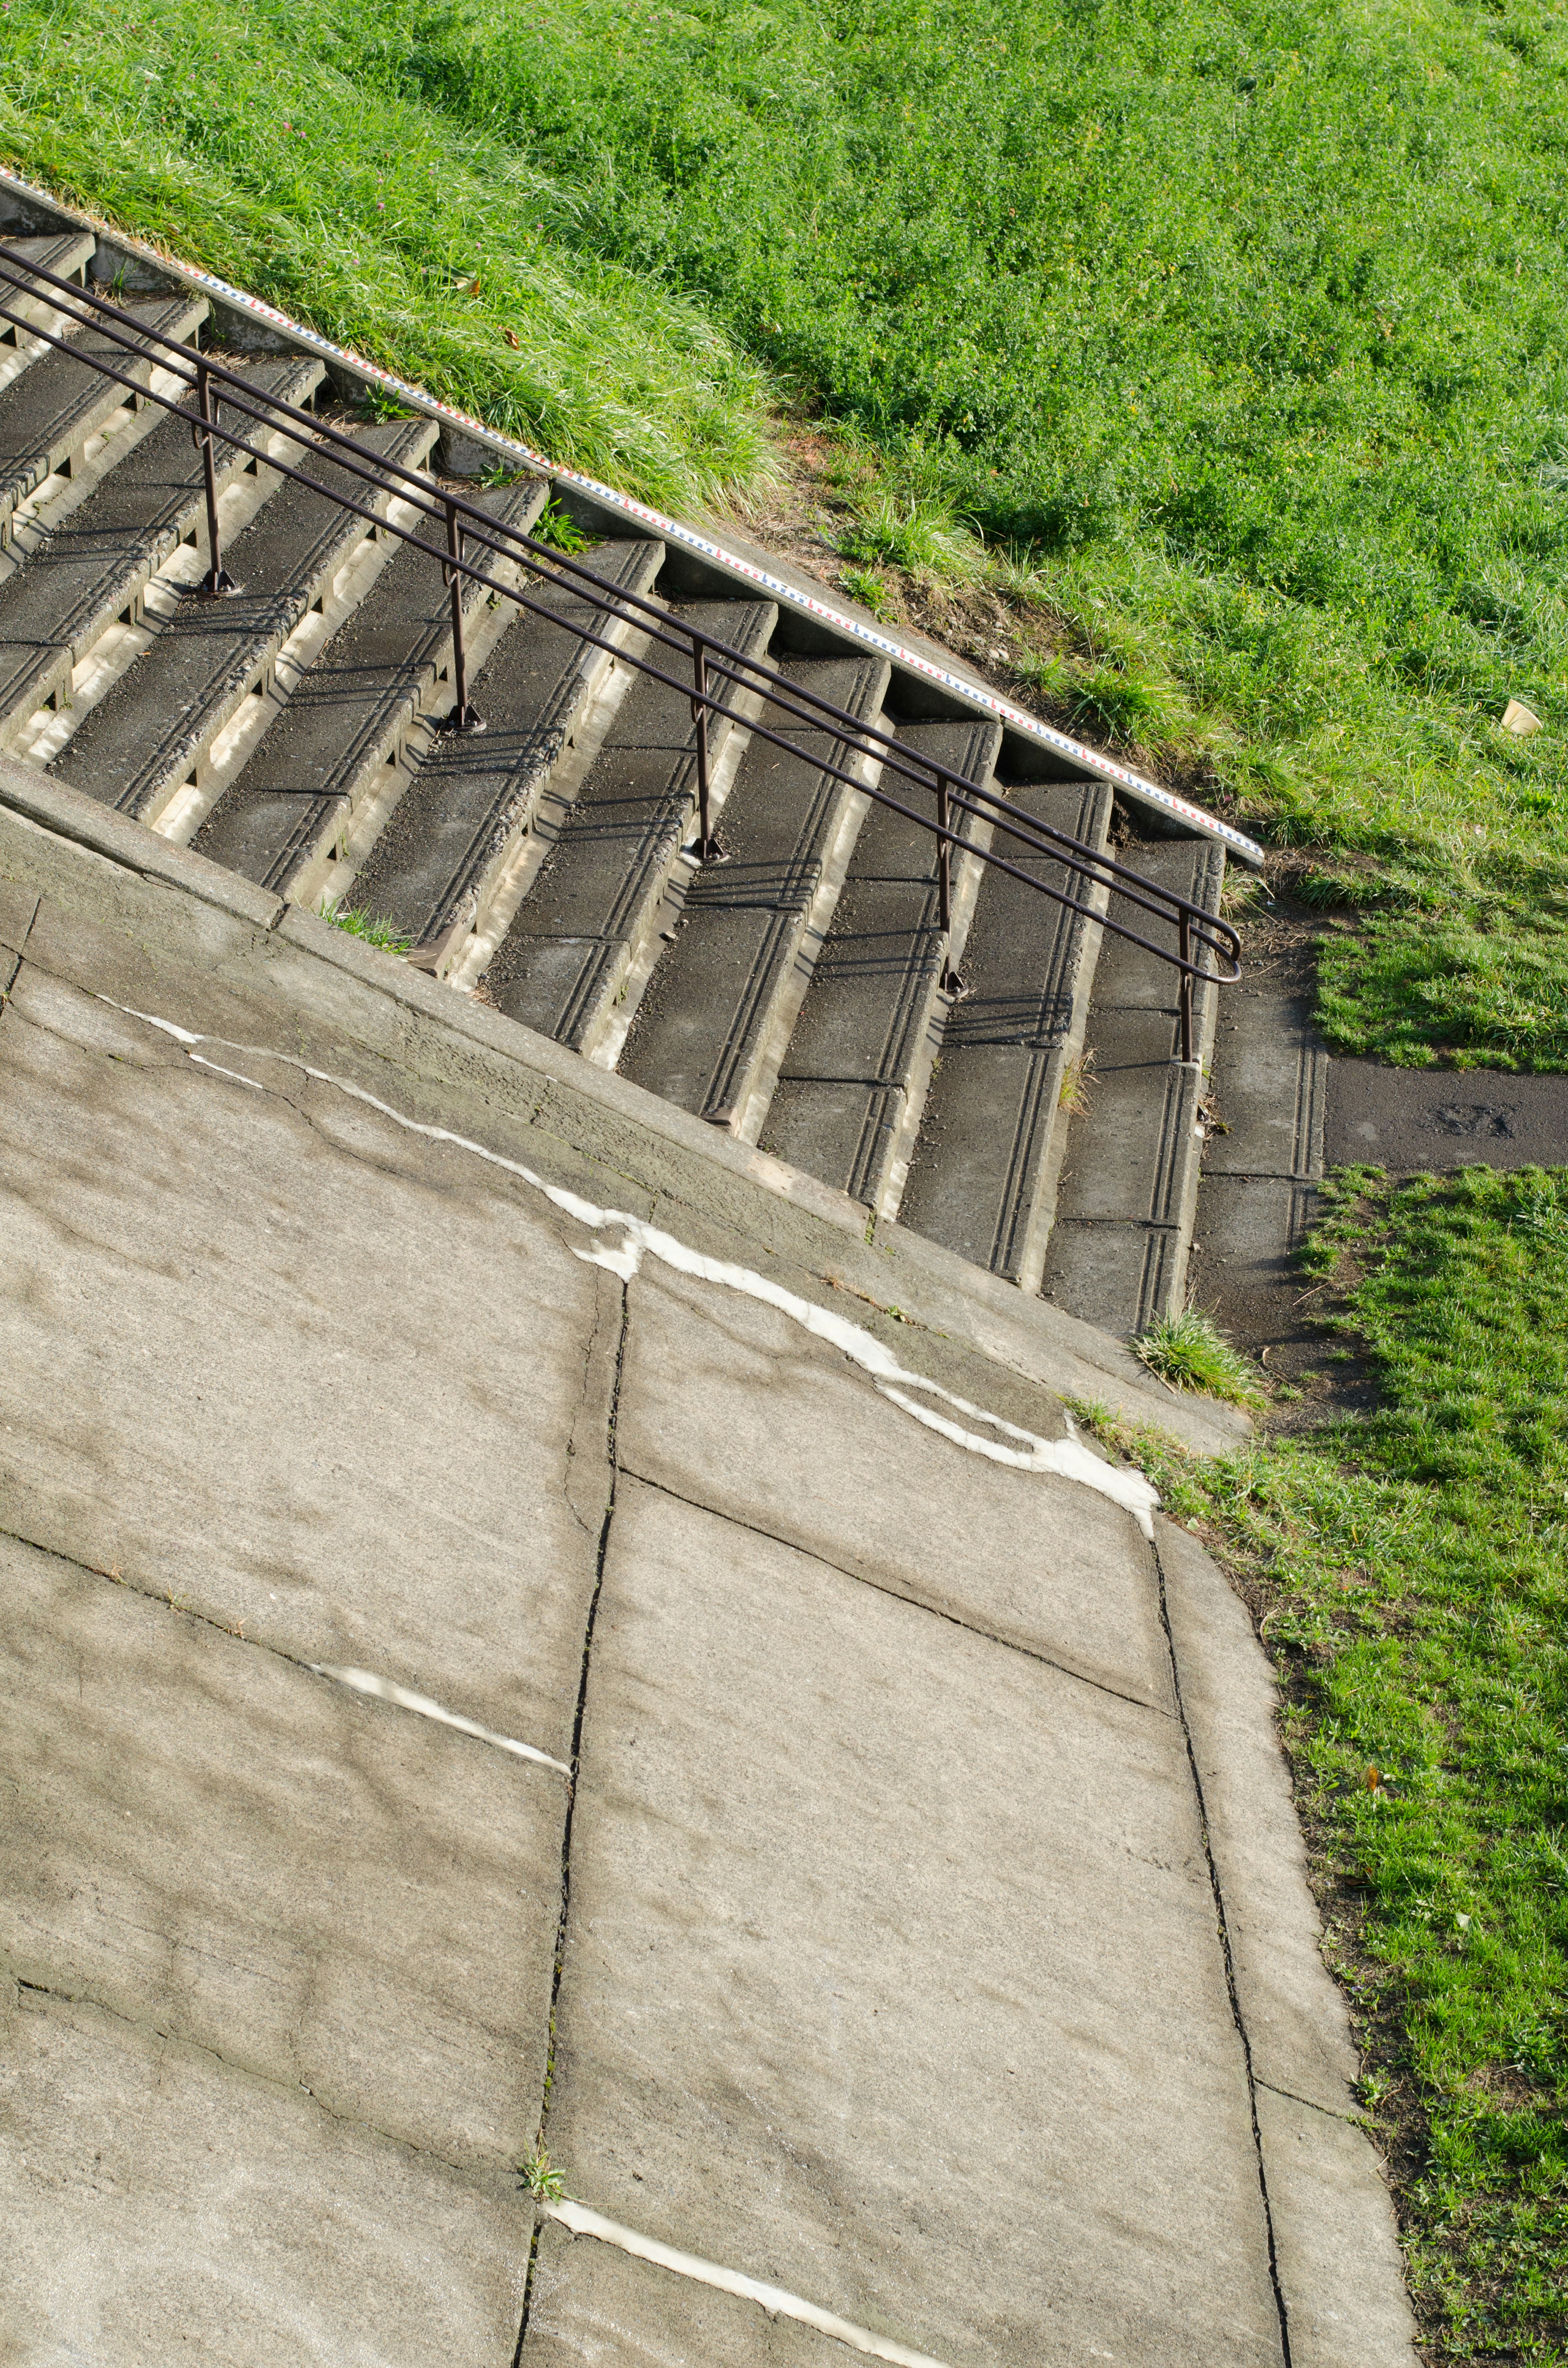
left=53, top=415, right=438, bottom=818
left=485, top=596, right=777, bottom=1049
left=617, top=651, right=889, bottom=1123
left=1039, top=837, right=1226, bottom=1335
left=0, top=353, right=320, bottom=733
left=0, top=291, right=207, bottom=531
left=191, top=477, right=546, bottom=893
left=896, top=778, right=1112, bottom=1285
left=757, top=715, right=1001, bottom=1204
left=350, top=536, right=664, bottom=950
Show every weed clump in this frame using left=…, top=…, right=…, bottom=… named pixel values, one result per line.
left=1133, top=1306, right=1266, bottom=1409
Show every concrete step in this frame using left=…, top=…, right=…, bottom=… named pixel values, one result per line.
left=897, top=776, right=1113, bottom=1291
left=0, top=354, right=322, bottom=750
left=615, top=651, right=891, bottom=1135
left=0, top=290, right=207, bottom=548
left=1038, top=836, right=1227, bottom=1336
left=50, top=416, right=438, bottom=829
left=347, top=535, right=664, bottom=970
left=190, top=477, right=547, bottom=899
left=757, top=716, right=1003, bottom=1209
left=482, top=595, right=777, bottom=1055
left=0, top=233, right=97, bottom=362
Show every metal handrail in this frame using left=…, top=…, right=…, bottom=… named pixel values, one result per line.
left=0, top=247, right=1241, bottom=1059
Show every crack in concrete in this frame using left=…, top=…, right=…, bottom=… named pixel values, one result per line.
left=618, top=1461, right=1175, bottom=1721
left=0, top=1515, right=561, bottom=1777
left=1152, top=1530, right=1293, bottom=2368
left=1256, top=2077, right=1359, bottom=2126
left=9, top=1969, right=497, bottom=2187
left=514, top=1280, right=630, bottom=2365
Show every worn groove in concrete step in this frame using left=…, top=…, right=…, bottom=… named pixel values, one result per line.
left=757, top=717, right=1002, bottom=1210
left=483, top=596, right=777, bottom=1053
left=898, top=777, right=1112, bottom=1290
left=191, top=477, right=547, bottom=896
left=0, top=291, right=207, bottom=543
left=0, top=354, right=321, bottom=744
left=350, top=536, right=665, bottom=958
left=1040, top=838, right=1225, bottom=1336
left=616, top=651, right=891, bottom=1131
left=51, top=416, right=438, bottom=825
left=0, top=234, right=96, bottom=350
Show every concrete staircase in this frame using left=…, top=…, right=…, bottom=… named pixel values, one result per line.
left=0, top=214, right=1236, bottom=1342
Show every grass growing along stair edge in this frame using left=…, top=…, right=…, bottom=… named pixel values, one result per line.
left=1083, top=1164, right=1568, bottom=2364
left=9, top=0, right=1568, bottom=1068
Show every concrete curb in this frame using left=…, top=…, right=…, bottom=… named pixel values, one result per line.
left=1158, top=1515, right=1420, bottom=2368
left=0, top=755, right=1248, bottom=1455
left=0, top=160, right=1265, bottom=866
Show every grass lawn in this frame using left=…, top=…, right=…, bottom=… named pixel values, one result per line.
left=1095, top=1165, right=1568, bottom=2360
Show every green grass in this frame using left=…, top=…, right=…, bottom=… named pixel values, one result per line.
left=11, top=0, right=1568, bottom=1057
left=317, top=897, right=413, bottom=955
left=1090, top=1166, right=1568, bottom=2360
left=1133, top=1305, right=1267, bottom=1408
left=0, top=0, right=773, bottom=510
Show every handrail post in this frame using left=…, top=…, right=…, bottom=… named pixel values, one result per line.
left=690, top=636, right=719, bottom=862
left=1178, top=908, right=1195, bottom=1065
left=437, top=497, right=484, bottom=734
left=190, top=361, right=238, bottom=597
left=937, top=775, right=962, bottom=994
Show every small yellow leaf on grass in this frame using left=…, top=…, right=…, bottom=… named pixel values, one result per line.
left=505, top=329, right=521, bottom=349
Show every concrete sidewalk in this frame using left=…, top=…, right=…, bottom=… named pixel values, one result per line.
left=0, top=768, right=1416, bottom=2366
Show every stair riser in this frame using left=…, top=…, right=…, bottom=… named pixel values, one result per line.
left=730, top=758, right=882, bottom=1146
left=6, top=403, right=323, bottom=762
left=1010, top=905, right=1109, bottom=1297
left=871, top=828, right=993, bottom=1222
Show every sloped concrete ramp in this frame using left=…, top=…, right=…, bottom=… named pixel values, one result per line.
left=0, top=765, right=1415, bottom=2366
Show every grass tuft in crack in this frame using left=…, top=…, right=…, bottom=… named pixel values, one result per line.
left=316, top=898, right=412, bottom=957
left=1134, top=1306, right=1266, bottom=1410
left=1084, top=1163, right=1568, bottom=2361
left=520, top=2146, right=566, bottom=2202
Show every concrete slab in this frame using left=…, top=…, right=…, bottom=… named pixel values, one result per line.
left=1327, top=1057, right=1568, bottom=1171
left=523, top=2219, right=866, bottom=2366
left=1186, top=1172, right=1321, bottom=1349
left=541, top=1476, right=1281, bottom=2368
left=0, top=956, right=617, bottom=1755
left=615, top=1257, right=1177, bottom=1712
left=0, top=1981, right=529, bottom=2366
left=1, top=1527, right=561, bottom=2167
left=1158, top=1517, right=1359, bottom=2116
left=1254, top=2087, right=1419, bottom=2368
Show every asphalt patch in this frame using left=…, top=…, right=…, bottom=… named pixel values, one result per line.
left=1327, top=1062, right=1568, bottom=1173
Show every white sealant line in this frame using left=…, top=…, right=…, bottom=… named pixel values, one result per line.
left=543, top=2199, right=952, bottom=2368
left=100, top=997, right=1159, bottom=1539
left=312, top=1663, right=570, bottom=1776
